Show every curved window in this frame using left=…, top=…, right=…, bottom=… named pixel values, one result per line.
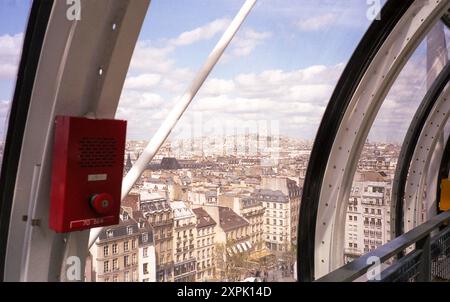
left=0, top=1, right=32, bottom=167
left=345, top=21, right=450, bottom=264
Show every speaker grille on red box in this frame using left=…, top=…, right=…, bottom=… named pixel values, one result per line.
left=79, top=137, right=117, bottom=168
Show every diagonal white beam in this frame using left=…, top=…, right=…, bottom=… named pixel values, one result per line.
left=89, top=0, right=257, bottom=248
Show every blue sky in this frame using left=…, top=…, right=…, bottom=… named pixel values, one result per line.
left=0, top=0, right=449, bottom=143
left=0, top=0, right=31, bottom=36
left=0, top=0, right=31, bottom=100
left=140, top=0, right=371, bottom=74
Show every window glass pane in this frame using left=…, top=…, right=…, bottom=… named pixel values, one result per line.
left=0, top=1, right=32, bottom=167
left=113, top=0, right=372, bottom=282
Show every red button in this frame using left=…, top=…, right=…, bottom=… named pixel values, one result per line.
left=90, top=193, right=114, bottom=215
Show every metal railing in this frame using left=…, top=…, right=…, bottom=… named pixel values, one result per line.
left=316, top=210, right=450, bottom=282
left=431, top=225, right=450, bottom=281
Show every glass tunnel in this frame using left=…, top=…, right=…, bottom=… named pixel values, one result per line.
left=0, top=0, right=449, bottom=283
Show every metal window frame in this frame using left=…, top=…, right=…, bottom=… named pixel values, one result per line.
left=392, top=63, right=450, bottom=238
left=298, top=0, right=414, bottom=281
left=298, top=0, right=449, bottom=281
left=402, top=80, right=450, bottom=235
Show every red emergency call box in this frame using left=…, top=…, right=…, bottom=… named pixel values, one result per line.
left=49, top=116, right=127, bottom=233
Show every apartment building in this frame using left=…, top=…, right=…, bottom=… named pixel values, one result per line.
left=253, top=189, right=291, bottom=252
left=140, top=195, right=174, bottom=282
left=192, top=207, right=217, bottom=281
left=345, top=171, right=392, bottom=263
left=170, top=201, right=197, bottom=282
left=142, top=176, right=183, bottom=201
left=202, top=205, right=251, bottom=279
left=132, top=211, right=157, bottom=282
left=93, top=212, right=155, bottom=282
left=261, top=176, right=301, bottom=244
left=219, top=193, right=265, bottom=250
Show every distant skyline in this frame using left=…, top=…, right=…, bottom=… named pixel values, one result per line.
left=125, top=134, right=402, bottom=147
left=0, top=1, right=449, bottom=144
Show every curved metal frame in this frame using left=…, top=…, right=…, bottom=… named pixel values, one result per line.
left=0, top=0, right=54, bottom=281
left=392, top=63, right=450, bottom=238
left=298, top=0, right=449, bottom=281
left=402, top=81, right=450, bottom=235
left=2, top=0, right=150, bottom=281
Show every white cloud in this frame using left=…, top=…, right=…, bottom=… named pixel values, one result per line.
left=233, top=64, right=343, bottom=101
left=0, top=33, right=23, bottom=79
left=159, top=67, right=194, bottom=94
left=129, top=18, right=271, bottom=76
left=0, top=99, right=11, bottom=137
left=119, top=91, right=165, bottom=110
left=129, top=42, right=174, bottom=73
left=124, top=73, right=162, bottom=90
left=168, top=18, right=230, bottom=47
left=119, top=17, right=275, bottom=139
left=116, top=91, right=168, bottom=139
left=119, top=62, right=344, bottom=139
left=193, top=95, right=274, bottom=114
left=296, top=13, right=337, bottom=32
left=170, top=64, right=344, bottom=139
left=121, top=52, right=428, bottom=142
left=201, top=78, right=235, bottom=96
left=227, top=28, right=272, bottom=58
left=0, top=65, right=18, bottom=79
left=0, top=33, right=23, bottom=57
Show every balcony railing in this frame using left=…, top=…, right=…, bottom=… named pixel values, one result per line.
left=317, top=210, right=450, bottom=282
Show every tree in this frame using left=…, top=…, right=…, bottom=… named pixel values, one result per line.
left=214, top=240, right=251, bottom=281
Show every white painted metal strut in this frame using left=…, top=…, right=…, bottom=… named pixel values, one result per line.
left=88, top=0, right=257, bottom=248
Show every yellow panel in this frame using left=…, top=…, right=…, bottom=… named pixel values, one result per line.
left=440, top=179, right=450, bottom=211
